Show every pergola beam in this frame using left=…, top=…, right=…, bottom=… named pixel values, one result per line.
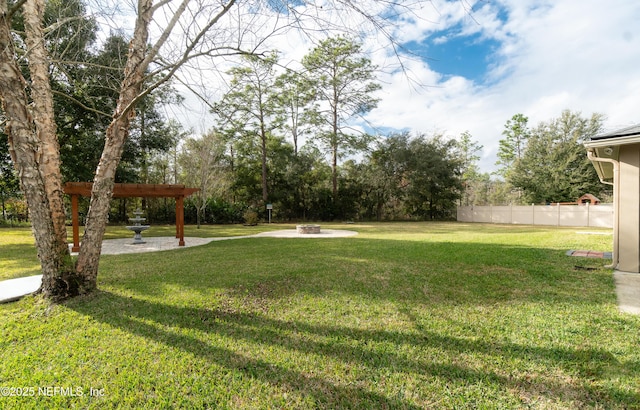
left=64, top=182, right=199, bottom=252
left=64, top=182, right=199, bottom=198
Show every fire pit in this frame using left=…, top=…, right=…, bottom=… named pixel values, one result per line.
left=296, top=224, right=321, bottom=234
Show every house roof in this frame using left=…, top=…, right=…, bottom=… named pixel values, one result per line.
left=591, top=124, right=640, bottom=141
left=584, top=124, right=640, bottom=183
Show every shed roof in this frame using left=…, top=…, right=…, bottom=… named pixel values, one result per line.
left=578, top=193, right=600, bottom=204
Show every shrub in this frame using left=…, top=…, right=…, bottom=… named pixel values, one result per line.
left=243, top=209, right=259, bottom=226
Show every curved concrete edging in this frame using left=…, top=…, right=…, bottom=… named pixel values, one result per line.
left=94, top=229, right=358, bottom=255
left=0, top=275, right=43, bottom=304
left=8, top=231, right=637, bottom=315
left=253, top=229, right=357, bottom=239
left=0, top=229, right=358, bottom=303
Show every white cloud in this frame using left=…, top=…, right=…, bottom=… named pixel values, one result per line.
left=362, top=0, right=640, bottom=171
left=163, top=0, right=640, bottom=173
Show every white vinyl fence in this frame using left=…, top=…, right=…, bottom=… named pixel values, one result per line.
left=457, top=203, right=613, bottom=228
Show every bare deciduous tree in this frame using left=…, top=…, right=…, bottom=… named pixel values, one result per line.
left=0, top=0, right=427, bottom=301
left=178, top=131, right=230, bottom=227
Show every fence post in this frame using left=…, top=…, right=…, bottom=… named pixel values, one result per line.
left=510, top=204, right=513, bottom=225
left=532, top=203, right=535, bottom=225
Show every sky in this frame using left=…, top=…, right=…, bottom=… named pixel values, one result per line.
left=161, top=0, right=640, bottom=173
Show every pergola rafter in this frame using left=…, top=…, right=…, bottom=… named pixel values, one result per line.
left=64, top=182, right=199, bottom=252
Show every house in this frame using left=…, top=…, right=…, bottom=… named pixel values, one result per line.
left=585, top=124, right=640, bottom=273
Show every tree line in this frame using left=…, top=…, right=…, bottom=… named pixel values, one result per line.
left=0, top=0, right=609, bottom=301
left=0, top=15, right=609, bottom=226
left=0, top=2, right=608, bottom=226
left=179, top=37, right=466, bottom=224
left=461, top=110, right=609, bottom=206
left=107, top=106, right=612, bottom=225
left=0, top=8, right=469, bottom=225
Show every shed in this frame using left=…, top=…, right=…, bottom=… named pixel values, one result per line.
left=578, top=194, right=600, bottom=205
left=585, top=124, right=640, bottom=272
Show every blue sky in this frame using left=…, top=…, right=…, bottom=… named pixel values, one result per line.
left=405, top=22, right=504, bottom=84
left=361, top=0, right=640, bottom=172
left=161, top=0, right=640, bottom=173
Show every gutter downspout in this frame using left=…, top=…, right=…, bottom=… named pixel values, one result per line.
left=587, top=149, right=619, bottom=269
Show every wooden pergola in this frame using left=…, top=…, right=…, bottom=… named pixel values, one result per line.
left=64, top=182, right=199, bottom=252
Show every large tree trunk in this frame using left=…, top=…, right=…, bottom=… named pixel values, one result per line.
left=2, top=0, right=153, bottom=300
left=2, top=0, right=238, bottom=301
left=74, top=0, right=154, bottom=291
left=0, top=0, right=77, bottom=300
left=24, top=0, right=67, bottom=252
left=24, top=0, right=77, bottom=297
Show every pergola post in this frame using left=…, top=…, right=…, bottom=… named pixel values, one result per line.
left=64, top=182, right=198, bottom=250
left=176, top=195, right=185, bottom=246
left=71, top=194, right=80, bottom=252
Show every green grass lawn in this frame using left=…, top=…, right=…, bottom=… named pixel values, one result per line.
left=1, top=222, right=639, bottom=409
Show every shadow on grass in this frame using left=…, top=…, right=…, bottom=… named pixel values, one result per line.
left=67, top=291, right=424, bottom=408
left=67, top=291, right=638, bottom=408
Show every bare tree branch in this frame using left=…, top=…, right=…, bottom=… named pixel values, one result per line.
left=51, top=89, right=113, bottom=119
left=7, top=0, right=27, bottom=19
left=121, top=0, right=238, bottom=118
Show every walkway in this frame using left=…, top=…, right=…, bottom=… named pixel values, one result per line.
left=614, top=272, right=640, bottom=314
left=568, top=249, right=640, bottom=314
